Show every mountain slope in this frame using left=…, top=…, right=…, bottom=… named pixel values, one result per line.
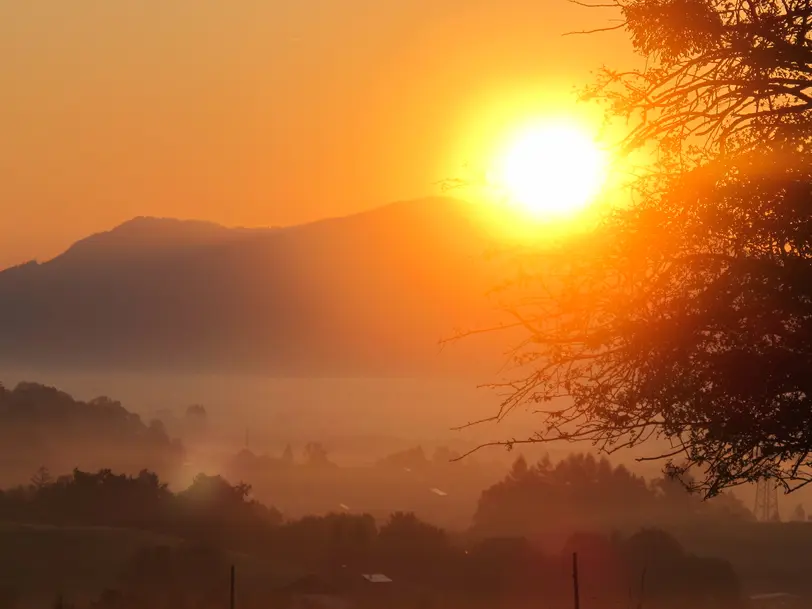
left=0, top=198, right=515, bottom=377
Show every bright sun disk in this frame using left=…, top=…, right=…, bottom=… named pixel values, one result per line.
left=492, top=122, right=607, bottom=220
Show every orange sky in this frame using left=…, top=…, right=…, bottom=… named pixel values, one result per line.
left=0, top=0, right=634, bottom=269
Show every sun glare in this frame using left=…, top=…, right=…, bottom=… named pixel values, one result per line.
left=491, top=122, right=608, bottom=221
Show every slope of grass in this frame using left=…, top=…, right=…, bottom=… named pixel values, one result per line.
left=0, top=522, right=180, bottom=606
left=0, top=522, right=301, bottom=608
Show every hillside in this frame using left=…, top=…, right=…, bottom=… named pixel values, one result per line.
left=0, top=523, right=180, bottom=606
left=0, top=522, right=298, bottom=607
left=0, top=381, right=184, bottom=486
left=0, top=198, right=517, bottom=377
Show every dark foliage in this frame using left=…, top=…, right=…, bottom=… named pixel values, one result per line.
left=460, top=0, right=812, bottom=497
left=0, top=468, right=281, bottom=555
left=472, top=453, right=752, bottom=539
left=0, top=382, right=184, bottom=483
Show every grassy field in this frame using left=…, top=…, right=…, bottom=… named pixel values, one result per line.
left=0, top=522, right=178, bottom=606
left=0, top=522, right=299, bottom=608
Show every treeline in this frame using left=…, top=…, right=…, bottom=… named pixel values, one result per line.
left=227, top=447, right=754, bottom=536
left=3, top=380, right=749, bottom=536
left=0, top=380, right=756, bottom=536
left=222, top=442, right=497, bottom=528
left=0, top=382, right=184, bottom=483
left=0, top=469, right=280, bottom=553
left=472, top=453, right=753, bottom=539
left=225, top=443, right=464, bottom=473
left=0, top=468, right=742, bottom=609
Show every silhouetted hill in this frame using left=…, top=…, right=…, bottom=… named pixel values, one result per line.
left=0, top=381, right=184, bottom=484
left=0, top=198, right=512, bottom=377
left=55, top=217, right=276, bottom=267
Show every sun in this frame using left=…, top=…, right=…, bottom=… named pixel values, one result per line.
left=491, top=122, right=608, bottom=220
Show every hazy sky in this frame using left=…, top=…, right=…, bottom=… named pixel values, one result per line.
left=0, top=0, right=633, bottom=269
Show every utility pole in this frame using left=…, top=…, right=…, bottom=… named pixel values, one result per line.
left=638, top=567, right=646, bottom=609
left=230, top=564, right=236, bottom=609
left=572, top=553, right=580, bottom=609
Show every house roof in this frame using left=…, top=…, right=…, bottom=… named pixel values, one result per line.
left=750, top=593, right=801, bottom=601
left=361, top=574, right=392, bottom=583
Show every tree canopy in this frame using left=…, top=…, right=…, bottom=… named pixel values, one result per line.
left=0, top=382, right=184, bottom=482
left=464, top=0, right=812, bottom=497
left=472, top=453, right=751, bottom=539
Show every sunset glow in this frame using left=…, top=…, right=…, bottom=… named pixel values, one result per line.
left=490, top=122, right=608, bottom=220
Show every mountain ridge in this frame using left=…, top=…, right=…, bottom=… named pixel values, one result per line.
left=0, top=197, right=515, bottom=378
left=1, top=197, right=475, bottom=272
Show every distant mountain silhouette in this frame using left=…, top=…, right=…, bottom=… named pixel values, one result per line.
left=0, top=198, right=514, bottom=377
left=56, top=217, right=278, bottom=266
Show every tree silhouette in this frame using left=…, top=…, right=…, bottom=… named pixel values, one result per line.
left=457, top=0, right=812, bottom=498
left=432, top=446, right=460, bottom=465
left=508, top=455, right=529, bottom=481
left=377, top=511, right=452, bottom=582
left=303, top=442, right=333, bottom=467
left=30, top=466, right=53, bottom=490
left=377, top=446, right=429, bottom=470
left=472, top=453, right=750, bottom=538
left=183, top=404, right=208, bottom=437
left=281, top=444, right=294, bottom=465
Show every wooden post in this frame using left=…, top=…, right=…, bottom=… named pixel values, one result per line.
left=572, top=552, right=580, bottom=609
left=230, top=564, right=236, bottom=609
left=637, top=567, right=646, bottom=609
